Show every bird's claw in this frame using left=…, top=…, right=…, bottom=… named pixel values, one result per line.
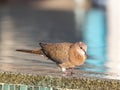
left=62, top=71, right=67, bottom=76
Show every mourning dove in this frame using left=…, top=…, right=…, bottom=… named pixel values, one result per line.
left=16, top=42, right=87, bottom=75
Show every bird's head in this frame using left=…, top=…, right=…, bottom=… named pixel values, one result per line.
left=76, top=42, right=87, bottom=56
left=78, top=42, right=87, bottom=51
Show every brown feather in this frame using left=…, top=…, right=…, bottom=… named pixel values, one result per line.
left=59, top=42, right=87, bottom=68
left=16, top=49, right=44, bottom=55
left=39, top=42, right=73, bottom=64
left=16, top=42, right=87, bottom=74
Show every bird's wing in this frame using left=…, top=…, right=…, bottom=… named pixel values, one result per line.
left=39, top=42, right=73, bottom=64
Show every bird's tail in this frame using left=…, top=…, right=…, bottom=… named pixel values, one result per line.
left=16, top=49, right=44, bottom=55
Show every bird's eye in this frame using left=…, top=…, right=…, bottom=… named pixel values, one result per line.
left=80, top=47, right=82, bottom=49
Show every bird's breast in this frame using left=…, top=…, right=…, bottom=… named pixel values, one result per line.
left=69, top=47, right=86, bottom=66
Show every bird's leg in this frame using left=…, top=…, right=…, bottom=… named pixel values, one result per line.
left=69, top=67, right=75, bottom=75
left=61, top=68, right=67, bottom=76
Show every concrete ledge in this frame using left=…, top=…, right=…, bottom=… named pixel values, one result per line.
left=0, top=72, right=120, bottom=89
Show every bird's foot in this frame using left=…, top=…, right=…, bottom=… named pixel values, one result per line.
left=62, top=71, right=68, bottom=76
left=61, top=68, right=67, bottom=76
left=61, top=67, right=75, bottom=76
left=70, top=72, right=75, bottom=75
left=69, top=68, right=75, bottom=76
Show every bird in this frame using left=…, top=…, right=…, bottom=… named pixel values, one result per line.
left=16, top=42, right=87, bottom=76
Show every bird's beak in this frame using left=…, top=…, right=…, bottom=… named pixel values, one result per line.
left=82, top=48, right=87, bottom=57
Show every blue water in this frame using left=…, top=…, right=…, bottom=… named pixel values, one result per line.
left=83, top=9, right=107, bottom=73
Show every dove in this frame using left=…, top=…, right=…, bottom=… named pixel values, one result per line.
left=16, top=42, right=87, bottom=76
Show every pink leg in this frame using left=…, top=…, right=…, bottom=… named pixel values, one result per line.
left=69, top=68, right=74, bottom=75
left=61, top=68, right=67, bottom=76
left=62, top=71, right=67, bottom=76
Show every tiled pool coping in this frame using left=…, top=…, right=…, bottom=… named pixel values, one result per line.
left=0, top=83, right=78, bottom=90
left=0, top=83, right=53, bottom=90
left=0, top=72, right=120, bottom=89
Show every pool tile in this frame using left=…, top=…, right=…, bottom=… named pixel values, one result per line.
left=0, top=84, right=3, bottom=90
left=15, top=85, right=20, bottom=90
left=20, top=85, right=27, bottom=90
left=34, top=87, right=39, bottom=90
left=3, top=84, right=9, bottom=90
left=27, top=86, right=33, bottom=90
left=10, top=85, right=15, bottom=90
